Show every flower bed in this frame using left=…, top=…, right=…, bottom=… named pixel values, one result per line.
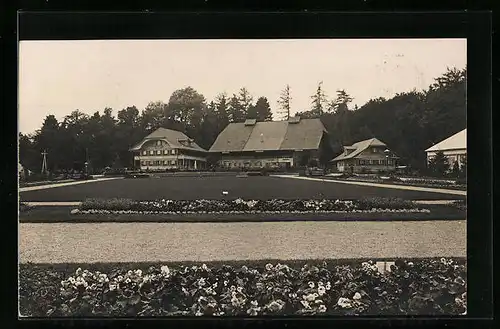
left=19, top=258, right=467, bottom=317
left=333, top=176, right=467, bottom=190
left=77, top=197, right=429, bottom=215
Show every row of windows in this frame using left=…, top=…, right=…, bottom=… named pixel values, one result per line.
left=142, top=149, right=177, bottom=156
left=222, top=161, right=263, bottom=168
left=358, top=159, right=394, bottom=165
left=141, top=160, right=177, bottom=166
left=338, top=159, right=394, bottom=166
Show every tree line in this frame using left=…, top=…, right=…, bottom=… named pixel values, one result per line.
left=19, top=67, right=466, bottom=175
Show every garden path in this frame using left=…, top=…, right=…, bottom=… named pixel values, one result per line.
left=272, top=175, right=467, bottom=196
left=19, top=177, right=123, bottom=192
left=19, top=220, right=466, bottom=263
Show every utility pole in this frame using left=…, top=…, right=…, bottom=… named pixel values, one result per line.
left=41, top=149, right=48, bottom=176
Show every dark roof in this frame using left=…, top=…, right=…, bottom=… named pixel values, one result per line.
left=209, top=118, right=327, bottom=153
left=130, top=128, right=207, bottom=152
left=331, top=138, right=387, bottom=162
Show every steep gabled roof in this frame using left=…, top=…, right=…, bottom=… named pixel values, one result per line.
left=130, top=128, right=207, bottom=152
left=331, top=138, right=387, bottom=162
left=425, top=129, right=466, bottom=152
left=208, top=118, right=326, bottom=153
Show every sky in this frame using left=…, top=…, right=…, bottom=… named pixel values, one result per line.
left=18, top=39, right=466, bottom=134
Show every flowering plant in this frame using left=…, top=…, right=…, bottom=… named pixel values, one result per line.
left=20, top=258, right=466, bottom=317
left=78, top=197, right=427, bottom=215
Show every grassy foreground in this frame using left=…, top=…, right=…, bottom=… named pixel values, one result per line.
left=19, top=258, right=467, bottom=317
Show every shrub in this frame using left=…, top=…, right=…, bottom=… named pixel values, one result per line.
left=19, top=258, right=467, bottom=317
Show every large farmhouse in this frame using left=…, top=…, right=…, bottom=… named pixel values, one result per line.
left=130, top=128, right=208, bottom=171
left=425, top=128, right=466, bottom=167
left=330, top=138, right=398, bottom=173
left=209, top=117, right=331, bottom=169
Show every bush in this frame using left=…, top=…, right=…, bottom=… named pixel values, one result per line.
left=19, top=258, right=467, bottom=317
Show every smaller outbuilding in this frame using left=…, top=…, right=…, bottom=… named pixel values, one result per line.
left=330, top=138, right=398, bottom=173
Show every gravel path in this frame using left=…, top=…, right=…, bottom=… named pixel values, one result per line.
left=19, top=221, right=466, bottom=263
left=19, top=177, right=122, bottom=192
left=273, top=175, right=467, bottom=196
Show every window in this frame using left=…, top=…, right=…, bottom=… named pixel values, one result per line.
left=157, top=140, right=162, bottom=146
left=148, top=150, right=153, bottom=156
left=163, top=160, right=168, bottom=165
left=141, top=161, right=146, bottom=166
left=156, top=150, right=161, bottom=155
left=163, top=150, right=168, bottom=155
left=171, top=149, right=176, bottom=155
left=372, top=148, right=378, bottom=153
left=142, top=150, right=147, bottom=155
left=147, top=161, right=152, bottom=166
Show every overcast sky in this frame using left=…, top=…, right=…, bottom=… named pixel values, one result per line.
left=18, top=39, right=466, bottom=134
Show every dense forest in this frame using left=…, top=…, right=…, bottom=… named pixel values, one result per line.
left=19, top=67, right=466, bottom=174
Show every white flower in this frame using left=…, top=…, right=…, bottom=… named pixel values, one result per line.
left=317, top=305, right=327, bottom=313
left=308, top=281, right=315, bottom=288
left=75, top=268, right=82, bottom=276
left=109, top=284, right=117, bottom=291
left=160, top=265, right=170, bottom=276
left=407, top=262, right=414, bottom=266
left=135, top=269, right=142, bottom=276
left=195, top=311, right=204, bottom=316
left=318, top=286, right=326, bottom=296
left=251, top=300, right=258, bottom=306
left=265, top=263, right=273, bottom=271
left=231, top=297, right=240, bottom=307
left=353, top=292, right=362, bottom=300
left=127, top=270, right=133, bottom=276
left=237, top=286, right=243, bottom=293
left=198, top=278, right=206, bottom=287
left=125, top=278, right=131, bottom=284
left=201, top=263, right=209, bottom=271
left=337, top=297, right=352, bottom=308
left=300, top=300, right=311, bottom=309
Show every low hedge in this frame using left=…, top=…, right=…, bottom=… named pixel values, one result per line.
left=19, top=258, right=467, bottom=317
left=78, top=197, right=424, bottom=214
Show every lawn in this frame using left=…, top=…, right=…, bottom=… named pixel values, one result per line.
left=19, top=175, right=465, bottom=202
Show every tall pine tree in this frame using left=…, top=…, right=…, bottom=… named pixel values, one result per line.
left=277, top=84, right=292, bottom=121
